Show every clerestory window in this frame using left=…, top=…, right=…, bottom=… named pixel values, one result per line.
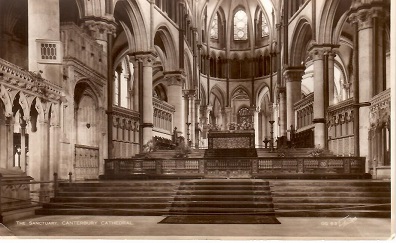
left=233, top=10, right=248, bottom=40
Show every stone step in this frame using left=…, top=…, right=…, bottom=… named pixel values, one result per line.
left=270, top=191, right=390, bottom=197
left=59, top=187, right=177, bottom=192
left=274, top=210, right=391, bottom=218
left=58, top=182, right=180, bottom=187
left=268, top=180, right=390, bottom=186
left=35, top=208, right=168, bottom=216
left=273, top=203, right=390, bottom=210
left=56, top=191, right=176, bottom=197
left=168, top=207, right=275, bottom=214
left=172, top=195, right=273, bottom=202
left=181, top=180, right=269, bottom=185
left=176, top=190, right=272, bottom=196
left=43, top=202, right=170, bottom=209
left=270, top=186, right=390, bottom=192
left=51, top=197, right=173, bottom=203
left=170, top=201, right=274, bottom=208
left=272, top=197, right=390, bottom=204
left=178, top=185, right=271, bottom=190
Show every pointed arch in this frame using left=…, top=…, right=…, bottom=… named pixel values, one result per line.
left=209, top=85, right=225, bottom=108
left=231, top=85, right=251, bottom=102
left=113, top=0, right=149, bottom=52
left=290, top=17, right=313, bottom=66
left=74, top=79, right=102, bottom=108
left=154, top=25, right=178, bottom=71
left=256, top=84, right=270, bottom=109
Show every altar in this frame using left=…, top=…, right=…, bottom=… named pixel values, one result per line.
left=207, top=130, right=255, bottom=149
left=205, top=130, right=257, bottom=158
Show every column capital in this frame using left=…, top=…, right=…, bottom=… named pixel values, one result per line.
left=164, top=71, right=186, bottom=86
left=182, top=89, right=196, bottom=99
left=308, top=44, right=338, bottom=61
left=131, top=51, right=158, bottom=67
left=83, top=18, right=117, bottom=40
left=348, top=5, right=389, bottom=30
left=283, top=66, right=305, bottom=82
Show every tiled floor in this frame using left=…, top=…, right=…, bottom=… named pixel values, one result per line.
left=0, top=215, right=393, bottom=240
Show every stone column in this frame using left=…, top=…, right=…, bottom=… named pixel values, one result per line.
left=20, top=120, right=27, bottom=172
left=284, top=67, right=304, bottom=140
left=134, top=53, right=157, bottom=145
left=5, top=117, right=14, bottom=169
left=278, top=87, right=287, bottom=137
left=309, top=46, right=326, bottom=148
left=349, top=4, right=389, bottom=162
left=129, top=58, right=140, bottom=112
left=186, top=90, right=196, bottom=147
left=327, top=51, right=336, bottom=106
left=165, top=72, right=185, bottom=137
left=252, top=107, right=260, bottom=147
left=195, top=99, right=201, bottom=148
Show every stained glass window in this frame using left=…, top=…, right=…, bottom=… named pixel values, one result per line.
left=261, top=13, right=269, bottom=37
left=233, top=10, right=248, bottom=40
left=210, top=13, right=218, bottom=39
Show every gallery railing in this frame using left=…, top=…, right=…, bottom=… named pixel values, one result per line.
left=104, top=156, right=365, bottom=177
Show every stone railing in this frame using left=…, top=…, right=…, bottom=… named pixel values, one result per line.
left=0, top=58, right=62, bottom=102
left=294, top=93, right=314, bottom=130
left=153, top=97, right=175, bottom=134
left=369, top=88, right=390, bottom=127
left=112, top=106, right=140, bottom=158
left=104, top=156, right=366, bottom=178
left=60, top=23, right=107, bottom=77
left=327, top=98, right=354, bottom=156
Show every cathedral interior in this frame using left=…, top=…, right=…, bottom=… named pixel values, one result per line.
left=0, top=0, right=393, bottom=236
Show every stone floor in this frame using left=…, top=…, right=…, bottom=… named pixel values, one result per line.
left=0, top=215, right=393, bottom=240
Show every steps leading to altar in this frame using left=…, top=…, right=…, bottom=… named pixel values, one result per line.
left=36, top=179, right=390, bottom=218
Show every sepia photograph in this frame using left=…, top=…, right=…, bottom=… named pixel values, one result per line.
left=0, top=0, right=394, bottom=240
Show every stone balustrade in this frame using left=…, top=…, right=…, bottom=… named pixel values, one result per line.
left=104, top=156, right=366, bottom=178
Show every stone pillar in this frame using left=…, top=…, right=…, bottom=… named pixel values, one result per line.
left=309, top=46, right=326, bottom=148
left=253, top=107, right=260, bottom=147
left=5, top=117, right=14, bottom=169
left=327, top=51, right=336, bottom=106
left=165, top=72, right=185, bottom=137
left=195, top=99, right=201, bottom=148
left=130, top=58, right=140, bottom=112
left=184, top=90, right=196, bottom=147
left=284, top=67, right=304, bottom=140
left=349, top=4, right=389, bottom=162
left=135, top=53, right=157, bottom=145
left=20, top=120, right=27, bottom=172
left=278, top=87, right=287, bottom=137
